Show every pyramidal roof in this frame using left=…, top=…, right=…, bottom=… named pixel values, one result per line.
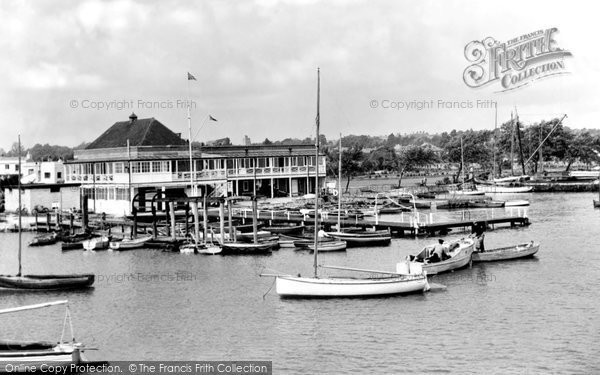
left=85, top=113, right=187, bottom=150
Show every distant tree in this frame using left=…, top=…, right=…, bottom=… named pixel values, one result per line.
left=341, top=146, right=364, bottom=192
left=5, top=142, right=22, bottom=157
left=563, top=131, right=600, bottom=171
left=28, top=143, right=74, bottom=161
left=263, top=138, right=273, bottom=145
left=395, top=145, right=439, bottom=187
left=365, top=146, right=396, bottom=172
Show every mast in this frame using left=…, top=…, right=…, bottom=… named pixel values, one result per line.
left=187, top=101, right=195, bottom=197
left=460, top=137, right=465, bottom=187
left=492, top=105, right=497, bottom=179
left=538, top=124, right=543, bottom=174
left=313, top=68, right=320, bottom=278
left=337, top=133, right=342, bottom=232
left=17, top=135, right=22, bottom=277
left=510, top=112, right=515, bottom=176
left=514, top=108, right=526, bottom=176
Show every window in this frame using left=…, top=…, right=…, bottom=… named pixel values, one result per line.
left=151, top=161, right=162, bottom=173
left=114, top=162, right=124, bottom=174
left=131, top=162, right=140, bottom=173
left=108, top=188, right=115, bottom=200
left=57, top=172, right=62, bottom=179
left=4, top=164, right=8, bottom=169
left=141, top=162, right=150, bottom=173
left=116, top=188, right=129, bottom=200
left=44, top=172, right=51, bottom=179
left=162, top=161, right=170, bottom=172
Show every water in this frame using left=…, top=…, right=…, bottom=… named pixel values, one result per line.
left=1, top=193, right=599, bottom=374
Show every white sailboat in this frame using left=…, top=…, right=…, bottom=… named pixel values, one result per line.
left=261, top=69, right=429, bottom=298
left=0, top=300, right=87, bottom=370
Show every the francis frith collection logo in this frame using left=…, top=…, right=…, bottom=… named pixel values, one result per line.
left=463, top=28, right=572, bottom=92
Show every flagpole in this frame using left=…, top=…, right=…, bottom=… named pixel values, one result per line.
left=187, top=73, right=196, bottom=197
left=17, top=134, right=22, bottom=277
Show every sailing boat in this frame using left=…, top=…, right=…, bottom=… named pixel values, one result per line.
left=475, top=110, right=533, bottom=194
left=594, top=168, right=600, bottom=208
left=0, top=300, right=87, bottom=369
left=261, top=69, right=429, bottom=297
left=0, top=136, right=94, bottom=291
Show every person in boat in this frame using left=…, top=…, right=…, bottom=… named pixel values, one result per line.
left=472, top=223, right=486, bottom=252
left=428, top=239, right=448, bottom=263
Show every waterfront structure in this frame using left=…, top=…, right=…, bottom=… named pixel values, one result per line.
left=65, top=114, right=326, bottom=216
left=3, top=183, right=80, bottom=213
left=1, top=154, right=65, bottom=184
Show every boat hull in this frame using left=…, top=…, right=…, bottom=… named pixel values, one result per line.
left=220, top=242, right=274, bottom=255
left=0, top=343, right=82, bottom=372
left=307, top=241, right=347, bottom=252
left=0, top=274, right=95, bottom=290
left=109, top=236, right=152, bottom=250
left=276, top=275, right=429, bottom=298
left=408, top=239, right=474, bottom=275
left=472, top=242, right=539, bottom=262
left=476, top=185, right=533, bottom=193
left=324, top=232, right=392, bottom=247
left=82, top=237, right=109, bottom=251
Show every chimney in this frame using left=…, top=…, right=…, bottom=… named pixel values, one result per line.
left=129, top=112, right=138, bottom=124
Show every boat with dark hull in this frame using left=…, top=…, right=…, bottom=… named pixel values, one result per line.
left=220, top=241, right=275, bottom=255
left=29, top=233, right=58, bottom=247
left=324, top=230, right=392, bottom=247
left=0, top=274, right=95, bottom=290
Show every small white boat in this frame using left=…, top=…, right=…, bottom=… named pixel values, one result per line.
left=405, top=238, right=474, bottom=275
left=0, top=301, right=87, bottom=371
left=504, top=199, right=530, bottom=207
left=180, top=242, right=222, bottom=255
left=307, top=240, right=347, bottom=252
left=476, top=185, right=533, bottom=193
left=472, top=241, right=539, bottom=262
left=109, top=235, right=152, bottom=250
left=82, top=236, right=110, bottom=251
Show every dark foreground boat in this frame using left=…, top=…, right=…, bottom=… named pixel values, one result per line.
left=0, top=274, right=95, bottom=291
left=220, top=241, right=275, bottom=255
left=472, top=241, right=539, bottom=262
left=594, top=199, right=600, bottom=208
left=29, top=233, right=57, bottom=247
left=324, top=230, right=392, bottom=247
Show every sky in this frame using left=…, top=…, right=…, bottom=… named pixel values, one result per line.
left=0, top=0, right=598, bottom=152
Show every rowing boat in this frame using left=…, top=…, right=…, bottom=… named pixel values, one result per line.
left=472, top=241, right=539, bottom=262
left=307, top=240, right=347, bottom=252
left=109, top=235, right=152, bottom=250
left=0, top=274, right=95, bottom=290
left=324, top=230, right=391, bottom=247
left=404, top=238, right=474, bottom=275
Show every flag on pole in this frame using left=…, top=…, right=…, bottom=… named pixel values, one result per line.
left=209, top=115, right=218, bottom=122
left=187, top=72, right=197, bottom=80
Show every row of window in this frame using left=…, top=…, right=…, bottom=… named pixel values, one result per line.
left=67, top=157, right=324, bottom=175
left=81, top=187, right=129, bottom=201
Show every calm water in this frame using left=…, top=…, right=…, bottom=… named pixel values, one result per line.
left=1, top=193, right=599, bottom=374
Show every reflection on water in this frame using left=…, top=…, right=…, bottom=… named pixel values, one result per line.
left=1, top=193, right=599, bottom=374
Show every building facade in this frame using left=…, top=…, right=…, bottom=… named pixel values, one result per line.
left=65, top=114, right=326, bottom=216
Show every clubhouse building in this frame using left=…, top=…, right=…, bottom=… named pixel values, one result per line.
left=65, top=113, right=325, bottom=216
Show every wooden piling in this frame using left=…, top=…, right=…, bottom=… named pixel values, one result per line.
left=252, top=197, right=258, bottom=244
left=219, top=199, right=225, bottom=245
left=192, top=201, right=200, bottom=246
left=227, top=199, right=233, bottom=243
left=69, top=213, right=74, bottom=235
left=46, top=213, right=51, bottom=232
left=170, top=201, right=176, bottom=240
left=203, top=195, right=208, bottom=244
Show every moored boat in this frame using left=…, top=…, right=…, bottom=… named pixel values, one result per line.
left=220, top=241, right=275, bottom=255
left=0, top=300, right=88, bottom=370
left=404, top=238, right=474, bottom=275
left=476, top=184, right=533, bottom=193
left=0, top=274, right=95, bottom=290
left=468, top=200, right=505, bottom=208
left=82, top=236, right=110, bottom=251
left=504, top=200, right=530, bottom=207
left=307, top=240, right=347, bottom=252
left=472, top=241, right=539, bottom=262
left=324, top=230, right=392, bottom=247
left=109, top=235, right=152, bottom=250
left=262, top=224, right=305, bottom=235
left=28, top=233, right=57, bottom=247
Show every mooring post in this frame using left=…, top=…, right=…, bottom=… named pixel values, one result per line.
left=252, top=196, right=258, bottom=245
left=227, top=199, right=233, bottom=242
left=46, top=212, right=51, bottom=232
left=170, top=201, right=176, bottom=240
left=151, top=205, right=157, bottom=240
left=192, top=200, right=200, bottom=246
left=132, top=207, right=138, bottom=239
left=69, top=213, right=74, bottom=235
left=219, top=199, right=225, bottom=245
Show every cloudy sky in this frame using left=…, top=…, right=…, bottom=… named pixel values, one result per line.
left=0, top=0, right=598, bottom=151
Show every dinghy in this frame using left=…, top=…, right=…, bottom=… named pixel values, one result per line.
left=307, top=240, right=347, bottom=252
left=472, top=241, right=539, bottom=262
left=29, top=232, right=58, bottom=247
left=0, top=301, right=88, bottom=370
left=405, top=238, right=474, bottom=275
left=82, top=236, right=110, bottom=251
left=109, top=235, right=152, bottom=250
left=324, top=230, right=391, bottom=247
